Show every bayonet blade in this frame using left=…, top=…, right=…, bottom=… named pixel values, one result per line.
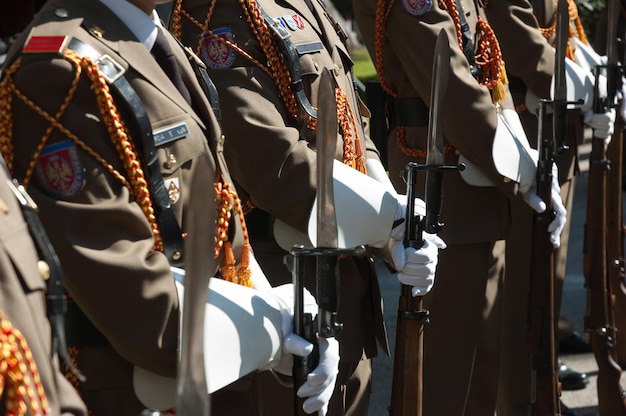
left=553, top=0, right=569, bottom=154
left=554, top=0, right=568, bottom=103
left=316, top=68, right=339, bottom=248
left=424, top=29, right=450, bottom=234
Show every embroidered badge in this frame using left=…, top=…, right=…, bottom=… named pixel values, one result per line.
left=283, top=15, right=298, bottom=31
left=292, top=14, right=305, bottom=30
left=164, top=178, right=181, bottom=204
left=24, top=35, right=68, bottom=54
left=35, top=141, right=84, bottom=198
left=403, top=0, right=431, bottom=15
left=200, top=28, right=236, bottom=70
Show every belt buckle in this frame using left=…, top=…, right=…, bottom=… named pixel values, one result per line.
left=95, top=54, right=125, bottom=84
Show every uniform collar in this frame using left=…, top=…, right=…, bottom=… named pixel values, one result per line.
left=98, top=0, right=161, bottom=50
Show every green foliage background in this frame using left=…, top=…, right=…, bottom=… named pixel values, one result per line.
left=577, top=0, right=606, bottom=45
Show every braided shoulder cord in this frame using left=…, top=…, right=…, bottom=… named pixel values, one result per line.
left=0, top=310, right=49, bottom=416
left=0, top=52, right=164, bottom=253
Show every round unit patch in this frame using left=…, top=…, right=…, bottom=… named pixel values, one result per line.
left=200, top=28, right=236, bottom=70
left=403, top=0, right=431, bottom=15
left=35, top=140, right=84, bottom=198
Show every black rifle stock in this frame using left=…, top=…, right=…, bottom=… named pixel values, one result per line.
left=287, top=247, right=320, bottom=416
left=527, top=100, right=561, bottom=416
left=287, top=244, right=365, bottom=416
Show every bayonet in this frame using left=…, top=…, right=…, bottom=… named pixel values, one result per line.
left=290, top=68, right=364, bottom=415
left=552, top=0, right=569, bottom=155
left=315, top=68, right=343, bottom=338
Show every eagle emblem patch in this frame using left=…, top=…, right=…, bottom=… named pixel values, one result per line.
left=200, top=28, right=236, bottom=70
left=403, top=0, right=431, bottom=15
left=35, top=140, right=84, bottom=198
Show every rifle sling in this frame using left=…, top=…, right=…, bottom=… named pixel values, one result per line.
left=255, top=1, right=318, bottom=125
left=67, top=37, right=185, bottom=268
left=453, top=0, right=478, bottom=78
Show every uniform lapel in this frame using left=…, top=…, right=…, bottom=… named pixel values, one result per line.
left=78, top=0, right=199, bottom=121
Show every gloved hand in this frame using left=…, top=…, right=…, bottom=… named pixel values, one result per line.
left=584, top=108, right=616, bottom=147
left=269, top=284, right=339, bottom=415
left=387, top=194, right=446, bottom=296
left=520, top=164, right=568, bottom=248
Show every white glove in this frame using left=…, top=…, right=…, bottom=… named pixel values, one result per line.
left=387, top=232, right=446, bottom=296
left=585, top=108, right=616, bottom=146
left=269, top=284, right=339, bottom=415
left=389, top=193, right=426, bottom=241
left=387, top=194, right=446, bottom=296
left=520, top=164, right=568, bottom=248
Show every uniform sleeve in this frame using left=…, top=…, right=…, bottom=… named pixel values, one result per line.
left=486, top=0, right=555, bottom=98
left=354, top=0, right=509, bottom=189
left=9, top=55, right=179, bottom=378
left=210, top=65, right=318, bottom=233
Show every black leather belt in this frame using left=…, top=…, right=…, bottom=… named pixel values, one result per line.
left=390, top=96, right=429, bottom=127
left=67, top=37, right=185, bottom=267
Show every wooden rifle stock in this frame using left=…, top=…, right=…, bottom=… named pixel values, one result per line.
left=389, top=163, right=428, bottom=416
left=527, top=100, right=561, bottom=416
left=583, top=126, right=626, bottom=415
left=583, top=63, right=626, bottom=414
left=607, top=118, right=626, bottom=369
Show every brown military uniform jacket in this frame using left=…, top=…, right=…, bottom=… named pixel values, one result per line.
left=355, top=0, right=553, bottom=245
left=177, top=0, right=388, bottom=362
left=3, top=0, right=236, bottom=412
left=0, top=162, right=87, bottom=415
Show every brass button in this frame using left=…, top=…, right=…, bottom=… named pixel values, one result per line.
left=503, top=177, right=511, bottom=183
left=38, top=260, right=51, bottom=280
left=172, top=251, right=182, bottom=261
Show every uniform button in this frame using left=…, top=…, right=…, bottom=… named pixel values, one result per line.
left=314, top=62, right=319, bottom=71
left=503, top=177, right=511, bottom=183
left=172, top=251, right=182, bottom=261
left=333, top=65, right=340, bottom=76
left=38, top=260, right=51, bottom=280
left=55, top=8, right=69, bottom=18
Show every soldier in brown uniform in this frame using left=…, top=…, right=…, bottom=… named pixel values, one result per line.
left=496, top=1, right=617, bottom=414
left=0, top=0, right=345, bottom=414
left=354, top=0, right=570, bottom=414
left=170, top=0, right=446, bottom=414
left=0, top=155, right=87, bottom=416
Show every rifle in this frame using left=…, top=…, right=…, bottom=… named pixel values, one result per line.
left=527, top=99, right=562, bottom=416
left=388, top=29, right=462, bottom=416
left=583, top=0, right=626, bottom=412
left=604, top=0, right=626, bottom=371
left=527, top=1, right=569, bottom=413
left=288, top=68, right=365, bottom=415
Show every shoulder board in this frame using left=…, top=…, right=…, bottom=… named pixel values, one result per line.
left=21, top=7, right=83, bottom=56
left=24, top=35, right=69, bottom=54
